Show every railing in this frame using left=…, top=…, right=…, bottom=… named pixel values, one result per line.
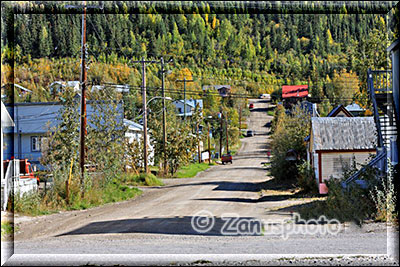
left=342, top=148, right=386, bottom=187
left=369, top=69, right=392, bottom=92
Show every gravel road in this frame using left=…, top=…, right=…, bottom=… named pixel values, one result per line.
left=2, top=99, right=398, bottom=266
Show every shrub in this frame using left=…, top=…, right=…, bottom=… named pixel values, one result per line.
left=298, top=162, right=382, bottom=225
left=371, top=163, right=398, bottom=223
left=297, top=160, right=318, bottom=194
left=270, top=105, right=310, bottom=182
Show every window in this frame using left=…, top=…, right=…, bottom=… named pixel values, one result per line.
left=333, top=156, right=353, bottom=174
left=31, top=136, right=40, bottom=152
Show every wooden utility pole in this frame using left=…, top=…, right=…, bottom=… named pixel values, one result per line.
left=161, top=57, right=167, bottom=175
left=132, top=57, right=161, bottom=174
left=160, top=57, right=173, bottom=175
left=176, top=78, right=194, bottom=120
left=239, top=105, right=242, bottom=135
left=208, top=122, right=211, bottom=164
left=225, top=112, right=229, bottom=154
left=141, top=58, right=148, bottom=173
left=79, top=1, right=87, bottom=195
left=219, top=112, right=223, bottom=157
left=66, top=1, right=101, bottom=197
left=197, top=122, right=201, bottom=163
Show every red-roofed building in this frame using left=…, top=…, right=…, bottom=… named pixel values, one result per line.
left=282, top=85, right=309, bottom=110
left=282, top=85, right=308, bottom=98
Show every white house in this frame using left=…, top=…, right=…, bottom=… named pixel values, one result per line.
left=1, top=101, right=14, bottom=182
left=172, top=99, right=203, bottom=117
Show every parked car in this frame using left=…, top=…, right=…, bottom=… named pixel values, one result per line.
left=249, top=103, right=254, bottom=109
left=246, top=130, right=255, bottom=137
left=259, top=94, right=271, bottom=100
left=221, top=154, right=233, bottom=164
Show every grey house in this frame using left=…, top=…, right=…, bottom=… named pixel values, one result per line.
left=3, top=101, right=124, bottom=170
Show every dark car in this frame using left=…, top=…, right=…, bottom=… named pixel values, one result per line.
left=221, top=154, right=233, bottom=164
left=246, top=130, right=255, bottom=137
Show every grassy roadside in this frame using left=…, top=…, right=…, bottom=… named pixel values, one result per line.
left=120, top=172, right=164, bottom=186
left=1, top=221, right=16, bottom=240
left=12, top=181, right=143, bottom=216
left=174, top=162, right=211, bottom=178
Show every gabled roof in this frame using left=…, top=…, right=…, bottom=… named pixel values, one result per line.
left=327, top=105, right=353, bottom=117
left=282, top=85, right=308, bottom=98
left=123, top=119, right=143, bottom=131
left=311, top=117, right=377, bottom=151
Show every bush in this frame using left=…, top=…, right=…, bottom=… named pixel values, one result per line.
left=270, top=105, right=310, bottom=182
left=299, top=163, right=383, bottom=225
left=297, top=161, right=318, bottom=194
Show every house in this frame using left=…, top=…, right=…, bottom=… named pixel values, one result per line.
left=3, top=101, right=125, bottom=170
left=172, top=99, right=203, bottom=118
left=1, top=101, right=14, bottom=182
left=300, top=101, right=319, bottom=117
left=282, top=85, right=308, bottom=109
left=307, top=117, right=377, bottom=193
left=345, top=102, right=365, bottom=116
left=49, top=81, right=80, bottom=96
left=326, top=105, right=354, bottom=117
left=123, top=119, right=154, bottom=165
left=202, top=85, right=231, bottom=97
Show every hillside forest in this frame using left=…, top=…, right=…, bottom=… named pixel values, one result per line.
left=1, top=1, right=399, bottom=118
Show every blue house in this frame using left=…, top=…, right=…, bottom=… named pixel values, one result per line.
left=3, top=101, right=124, bottom=170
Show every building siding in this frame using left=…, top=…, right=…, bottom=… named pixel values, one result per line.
left=320, top=151, right=376, bottom=181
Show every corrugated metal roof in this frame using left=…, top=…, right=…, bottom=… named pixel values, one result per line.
left=311, top=117, right=377, bottom=151
left=282, top=85, right=308, bottom=98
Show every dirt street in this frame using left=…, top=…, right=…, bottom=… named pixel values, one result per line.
left=3, top=99, right=398, bottom=265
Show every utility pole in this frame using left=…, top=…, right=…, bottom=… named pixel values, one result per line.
left=132, top=57, right=165, bottom=173
left=79, top=1, right=87, bottom=196
left=161, top=57, right=167, bottom=175
left=197, top=122, right=201, bottom=163
left=66, top=1, right=102, bottom=197
left=208, top=122, right=211, bottom=164
left=141, top=58, right=148, bottom=173
left=160, top=57, right=173, bottom=175
left=176, top=78, right=194, bottom=120
left=219, top=112, right=223, bottom=158
left=225, top=112, right=229, bottom=154
left=239, top=105, right=242, bottom=136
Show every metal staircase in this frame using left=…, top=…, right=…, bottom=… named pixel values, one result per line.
left=368, top=68, right=396, bottom=153
left=342, top=69, right=395, bottom=187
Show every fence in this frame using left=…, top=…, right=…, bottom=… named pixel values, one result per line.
left=1, top=159, right=37, bottom=211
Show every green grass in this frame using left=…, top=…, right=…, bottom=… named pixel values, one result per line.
left=174, top=163, right=211, bottom=178
left=120, top=173, right=164, bottom=186
left=1, top=221, right=17, bottom=238
left=267, top=110, right=275, bottom=116
left=13, top=180, right=143, bottom=216
left=67, top=183, right=142, bottom=211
